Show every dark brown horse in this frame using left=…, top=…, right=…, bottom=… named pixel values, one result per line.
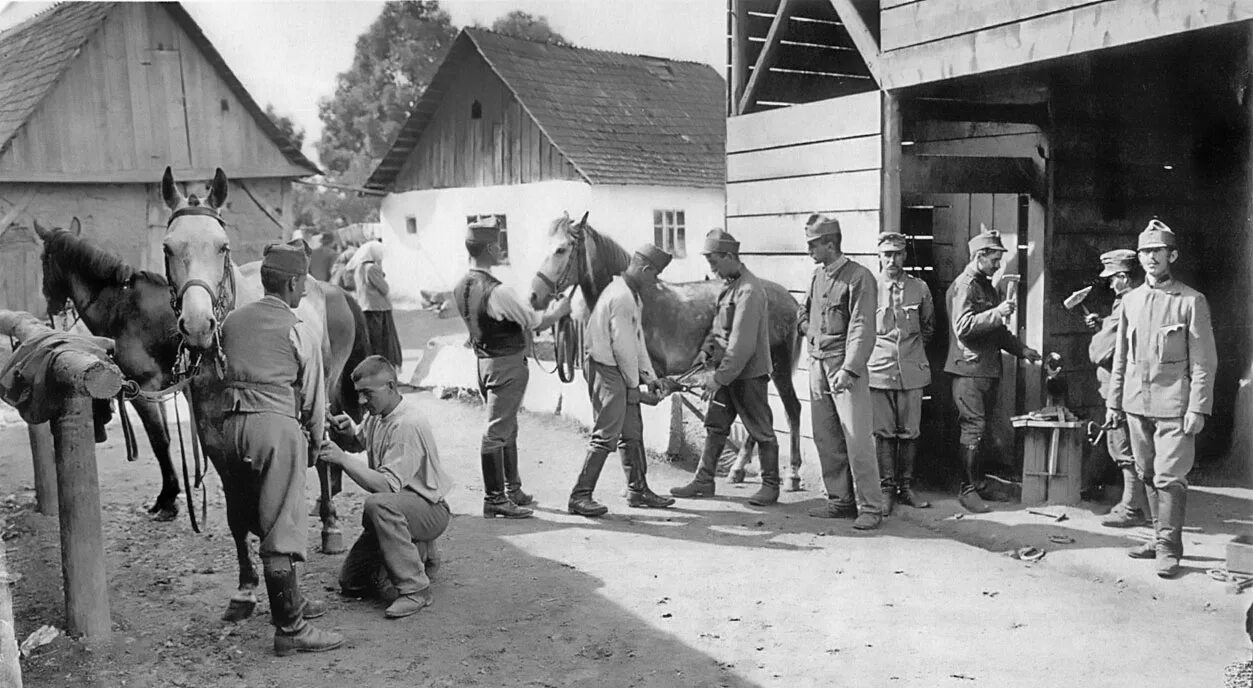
left=529, top=213, right=804, bottom=490
left=36, top=218, right=183, bottom=520
left=159, top=167, right=370, bottom=620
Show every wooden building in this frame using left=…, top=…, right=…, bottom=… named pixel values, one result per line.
left=0, top=2, right=317, bottom=316
left=366, top=28, right=726, bottom=300
left=726, top=0, right=1252, bottom=479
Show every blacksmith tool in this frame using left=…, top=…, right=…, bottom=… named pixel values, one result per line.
left=1063, top=285, right=1094, bottom=315
left=1026, top=509, right=1068, bottom=522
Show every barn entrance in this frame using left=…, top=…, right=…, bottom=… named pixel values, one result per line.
left=0, top=223, right=45, bottom=318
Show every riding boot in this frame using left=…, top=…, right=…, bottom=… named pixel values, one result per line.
left=482, top=449, right=532, bottom=519
left=748, top=441, right=781, bottom=506
left=1102, top=466, right=1149, bottom=528
left=876, top=438, right=896, bottom=517
left=265, top=556, right=344, bottom=656
left=670, top=434, right=723, bottom=498
left=1127, top=481, right=1160, bottom=560
left=569, top=449, right=610, bottom=517
left=503, top=441, right=533, bottom=506
left=1155, top=485, right=1186, bottom=578
left=896, top=440, right=929, bottom=508
left=957, top=444, right=990, bottom=514
left=623, top=441, right=674, bottom=509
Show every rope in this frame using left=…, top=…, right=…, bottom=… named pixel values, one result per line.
left=172, top=395, right=201, bottom=534
left=553, top=315, right=579, bottom=383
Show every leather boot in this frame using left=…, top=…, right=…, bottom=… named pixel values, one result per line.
left=265, top=556, right=344, bottom=656
left=896, top=440, right=929, bottom=508
left=1155, top=485, right=1186, bottom=578
left=483, top=449, right=532, bottom=519
left=568, top=449, right=610, bottom=517
left=670, top=434, right=723, bottom=498
left=623, top=441, right=675, bottom=508
left=748, top=441, right=781, bottom=506
left=876, top=438, right=896, bottom=517
left=957, top=444, right=990, bottom=513
left=1101, top=466, right=1148, bottom=528
left=1127, top=482, right=1159, bottom=560
left=503, top=441, right=533, bottom=506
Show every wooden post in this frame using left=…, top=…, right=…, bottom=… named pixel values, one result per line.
left=881, top=90, right=902, bottom=235
left=51, top=396, right=111, bottom=639
left=0, top=516, right=21, bottom=688
left=730, top=0, right=748, bottom=115
left=28, top=423, right=57, bottom=516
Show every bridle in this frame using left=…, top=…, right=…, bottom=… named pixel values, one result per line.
left=533, top=218, right=588, bottom=301
left=164, top=203, right=236, bottom=377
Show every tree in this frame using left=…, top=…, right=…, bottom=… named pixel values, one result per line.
left=488, top=11, right=568, bottom=45
left=264, top=103, right=305, bottom=151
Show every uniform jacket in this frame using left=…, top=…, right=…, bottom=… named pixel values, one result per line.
left=1088, top=295, right=1123, bottom=401
left=868, top=272, right=934, bottom=390
left=454, top=269, right=527, bottom=359
left=1108, top=278, right=1217, bottom=418
left=706, top=266, right=772, bottom=387
left=943, top=263, right=1030, bottom=378
left=798, top=256, right=878, bottom=378
left=585, top=276, right=655, bottom=388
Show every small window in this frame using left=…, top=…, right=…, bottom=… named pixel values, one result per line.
left=652, top=209, right=686, bottom=258
left=471, top=101, right=482, bottom=120
left=467, top=213, right=508, bottom=264
left=405, top=216, right=418, bottom=235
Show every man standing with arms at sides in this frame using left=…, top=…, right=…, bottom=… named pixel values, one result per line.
left=944, top=226, right=1041, bottom=514
left=1084, top=249, right=1148, bottom=528
left=868, top=231, right=935, bottom=516
left=219, top=241, right=343, bottom=655
left=319, top=356, right=452, bottom=619
left=568, top=244, right=678, bottom=517
left=799, top=216, right=883, bottom=530
left=671, top=229, right=781, bottom=506
left=454, top=217, right=570, bottom=519
left=1107, top=220, right=1216, bottom=578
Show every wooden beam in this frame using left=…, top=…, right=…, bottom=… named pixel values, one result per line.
left=828, top=0, right=882, bottom=85
left=28, top=423, right=57, bottom=516
left=900, top=155, right=1042, bottom=196
left=904, top=99, right=1051, bottom=126
left=739, top=0, right=796, bottom=115
left=881, top=91, right=902, bottom=234
left=0, top=168, right=312, bottom=184
left=730, top=0, right=750, bottom=115
left=0, top=519, right=20, bottom=688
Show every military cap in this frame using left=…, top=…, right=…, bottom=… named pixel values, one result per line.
left=1137, top=219, right=1177, bottom=251
left=1098, top=249, right=1137, bottom=277
left=877, top=232, right=908, bottom=252
left=804, top=214, right=842, bottom=243
left=634, top=243, right=673, bottom=272
left=968, top=224, right=1008, bottom=254
left=701, top=229, right=739, bottom=255
left=261, top=239, right=310, bottom=276
left=466, top=216, right=500, bottom=243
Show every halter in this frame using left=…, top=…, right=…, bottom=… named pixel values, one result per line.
left=164, top=202, right=236, bottom=377
left=534, top=219, right=588, bottom=298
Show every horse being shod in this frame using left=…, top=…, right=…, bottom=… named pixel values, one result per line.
left=36, top=218, right=183, bottom=521
left=160, top=167, right=370, bottom=621
left=529, top=213, right=804, bottom=490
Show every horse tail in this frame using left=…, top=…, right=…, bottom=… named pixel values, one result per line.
left=339, top=293, right=371, bottom=423
left=771, top=294, right=804, bottom=482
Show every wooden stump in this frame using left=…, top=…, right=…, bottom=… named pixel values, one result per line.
left=27, top=423, right=57, bottom=516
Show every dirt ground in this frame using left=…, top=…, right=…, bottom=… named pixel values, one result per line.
left=3, top=310, right=1251, bottom=688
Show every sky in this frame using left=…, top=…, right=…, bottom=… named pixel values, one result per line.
left=0, top=1, right=727, bottom=168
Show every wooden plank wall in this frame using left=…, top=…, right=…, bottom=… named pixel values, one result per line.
left=725, top=90, right=882, bottom=445
left=391, top=55, right=583, bottom=192
left=0, top=4, right=308, bottom=181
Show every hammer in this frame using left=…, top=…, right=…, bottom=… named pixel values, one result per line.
left=1026, top=509, right=1069, bottom=522
left=1063, top=286, right=1094, bottom=315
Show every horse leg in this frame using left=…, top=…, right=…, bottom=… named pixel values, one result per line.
left=728, top=437, right=754, bottom=483
left=132, top=399, right=181, bottom=520
left=317, top=461, right=345, bottom=554
left=771, top=365, right=804, bottom=492
left=221, top=474, right=260, bottom=622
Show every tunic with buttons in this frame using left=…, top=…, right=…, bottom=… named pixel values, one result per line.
left=868, top=272, right=933, bottom=391
left=706, top=266, right=772, bottom=387
left=797, top=256, right=878, bottom=378
left=943, top=263, right=1030, bottom=378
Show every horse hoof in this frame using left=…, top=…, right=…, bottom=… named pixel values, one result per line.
left=150, top=506, right=179, bottom=522
left=728, top=468, right=746, bottom=484
left=787, top=477, right=802, bottom=492
left=321, top=530, right=346, bottom=555
left=222, top=599, right=256, bottom=622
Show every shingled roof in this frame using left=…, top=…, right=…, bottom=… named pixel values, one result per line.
left=0, top=2, right=317, bottom=173
left=367, top=29, right=726, bottom=191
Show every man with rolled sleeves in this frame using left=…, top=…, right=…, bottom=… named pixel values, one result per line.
left=799, top=216, right=883, bottom=530
left=868, top=231, right=935, bottom=516
left=1107, top=220, right=1216, bottom=578
left=945, top=227, right=1042, bottom=514
left=1084, top=249, right=1148, bottom=528
left=219, top=240, right=343, bottom=655
left=568, top=244, right=677, bottom=517
left=454, top=217, right=570, bottom=519
left=671, top=229, right=781, bottom=506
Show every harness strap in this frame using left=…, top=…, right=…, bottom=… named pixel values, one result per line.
left=166, top=205, right=225, bottom=227
left=173, top=393, right=201, bottom=534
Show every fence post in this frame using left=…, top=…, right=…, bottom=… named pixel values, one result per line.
left=27, top=423, right=57, bottom=516
left=0, top=515, right=21, bottom=688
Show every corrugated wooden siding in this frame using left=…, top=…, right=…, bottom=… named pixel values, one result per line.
left=391, top=54, right=583, bottom=192
left=0, top=3, right=308, bottom=181
left=725, top=90, right=883, bottom=445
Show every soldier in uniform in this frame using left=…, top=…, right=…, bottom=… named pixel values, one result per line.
left=868, top=231, right=935, bottom=516
left=944, top=227, right=1041, bottom=513
left=568, top=244, right=677, bottom=517
left=1084, top=249, right=1148, bottom=528
left=1107, top=220, right=1216, bottom=578
left=671, top=229, right=781, bottom=506
left=454, top=218, right=570, bottom=519
left=219, top=240, right=344, bottom=655
left=798, top=216, right=883, bottom=530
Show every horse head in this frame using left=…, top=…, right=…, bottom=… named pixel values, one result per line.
left=161, top=166, right=234, bottom=351
left=35, top=217, right=82, bottom=317
left=530, top=211, right=589, bottom=310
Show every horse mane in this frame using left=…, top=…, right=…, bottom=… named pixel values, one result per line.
left=44, top=229, right=167, bottom=287
left=579, top=223, right=631, bottom=304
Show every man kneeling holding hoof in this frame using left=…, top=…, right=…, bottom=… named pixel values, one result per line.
left=319, top=356, right=452, bottom=618
left=569, top=243, right=678, bottom=517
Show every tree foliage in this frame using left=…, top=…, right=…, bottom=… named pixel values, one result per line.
left=487, top=11, right=568, bottom=45
left=264, top=103, right=305, bottom=151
